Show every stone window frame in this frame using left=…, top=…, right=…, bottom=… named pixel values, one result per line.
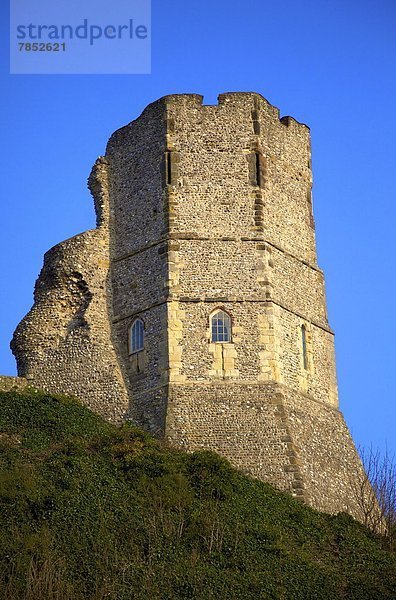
left=247, top=149, right=265, bottom=188
left=298, top=321, right=313, bottom=375
left=210, top=308, right=232, bottom=344
left=163, top=150, right=179, bottom=187
left=128, top=318, right=145, bottom=355
left=165, top=151, right=172, bottom=185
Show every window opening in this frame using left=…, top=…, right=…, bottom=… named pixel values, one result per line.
left=301, top=325, right=308, bottom=370
left=211, top=310, right=231, bottom=343
left=129, top=319, right=144, bottom=354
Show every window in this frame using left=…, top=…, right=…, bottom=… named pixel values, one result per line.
left=248, top=152, right=262, bottom=187
left=255, top=152, right=261, bottom=187
left=129, top=319, right=144, bottom=354
left=211, top=310, right=231, bottom=343
left=301, top=324, right=308, bottom=370
left=165, top=151, right=172, bottom=185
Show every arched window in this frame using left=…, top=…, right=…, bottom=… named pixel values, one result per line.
left=129, top=319, right=144, bottom=354
left=210, top=310, right=232, bottom=343
left=301, top=324, right=308, bottom=370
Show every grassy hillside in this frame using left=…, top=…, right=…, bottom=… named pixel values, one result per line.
left=0, top=389, right=395, bottom=600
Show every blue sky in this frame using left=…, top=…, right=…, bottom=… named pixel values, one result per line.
left=1, top=0, right=395, bottom=456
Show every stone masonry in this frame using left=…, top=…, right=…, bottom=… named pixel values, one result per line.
left=10, top=92, right=366, bottom=519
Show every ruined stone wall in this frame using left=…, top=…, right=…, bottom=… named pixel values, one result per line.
left=11, top=159, right=129, bottom=422
left=0, top=376, right=31, bottom=393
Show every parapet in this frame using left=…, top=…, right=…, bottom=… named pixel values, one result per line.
left=106, top=92, right=310, bottom=156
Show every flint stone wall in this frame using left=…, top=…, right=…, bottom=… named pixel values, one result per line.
left=10, top=92, right=366, bottom=521
left=166, top=381, right=365, bottom=516
left=11, top=160, right=129, bottom=422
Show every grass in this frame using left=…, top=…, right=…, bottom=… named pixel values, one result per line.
left=0, top=389, right=395, bottom=599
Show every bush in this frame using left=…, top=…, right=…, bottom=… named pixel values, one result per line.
left=0, top=390, right=395, bottom=600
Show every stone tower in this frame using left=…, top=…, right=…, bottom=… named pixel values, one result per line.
left=11, top=93, right=366, bottom=517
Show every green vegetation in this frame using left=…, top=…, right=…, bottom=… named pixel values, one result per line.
left=0, top=389, right=395, bottom=600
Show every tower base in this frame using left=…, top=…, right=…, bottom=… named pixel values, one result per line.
left=166, top=382, right=365, bottom=519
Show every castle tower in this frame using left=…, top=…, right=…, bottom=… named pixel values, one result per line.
left=12, top=93, right=366, bottom=517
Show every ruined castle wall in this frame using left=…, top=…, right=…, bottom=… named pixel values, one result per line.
left=11, top=159, right=129, bottom=422
left=10, top=93, right=365, bottom=521
left=11, top=229, right=129, bottom=422
left=0, top=376, right=31, bottom=393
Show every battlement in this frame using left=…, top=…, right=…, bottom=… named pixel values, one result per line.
left=134, top=92, right=309, bottom=131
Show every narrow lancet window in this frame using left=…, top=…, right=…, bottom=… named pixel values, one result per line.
left=165, top=151, right=172, bottom=185
left=211, top=310, right=232, bottom=343
left=129, top=319, right=144, bottom=354
left=255, top=152, right=261, bottom=187
left=301, top=324, right=308, bottom=370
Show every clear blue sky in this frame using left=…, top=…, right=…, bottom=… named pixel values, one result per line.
left=1, top=0, right=395, bottom=456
